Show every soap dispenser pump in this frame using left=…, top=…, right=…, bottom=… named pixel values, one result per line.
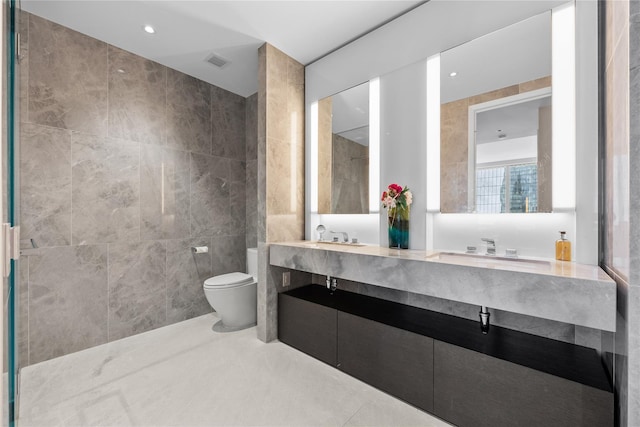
left=555, top=231, right=571, bottom=261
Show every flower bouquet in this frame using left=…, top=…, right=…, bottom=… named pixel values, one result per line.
left=381, top=183, right=412, bottom=249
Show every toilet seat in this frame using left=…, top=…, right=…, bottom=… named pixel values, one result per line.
left=204, top=272, right=255, bottom=290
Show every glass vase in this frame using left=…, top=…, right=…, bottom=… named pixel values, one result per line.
left=388, top=205, right=410, bottom=249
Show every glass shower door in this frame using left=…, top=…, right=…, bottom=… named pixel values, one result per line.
left=3, top=0, right=21, bottom=425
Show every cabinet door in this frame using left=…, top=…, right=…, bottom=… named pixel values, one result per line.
left=433, top=340, right=613, bottom=427
left=337, top=312, right=434, bottom=412
left=278, top=294, right=337, bottom=365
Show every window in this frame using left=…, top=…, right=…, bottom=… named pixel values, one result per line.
left=476, top=163, right=538, bottom=213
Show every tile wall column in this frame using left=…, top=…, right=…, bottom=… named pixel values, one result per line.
left=256, top=43, right=306, bottom=342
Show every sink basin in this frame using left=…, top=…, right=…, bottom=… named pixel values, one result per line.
left=427, top=251, right=551, bottom=268
left=304, top=240, right=367, bottom=248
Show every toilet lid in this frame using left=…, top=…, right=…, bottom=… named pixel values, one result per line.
left=204, top=272, right=255, bottom=289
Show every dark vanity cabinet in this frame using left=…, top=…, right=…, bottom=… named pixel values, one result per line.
left=278, top=293, right=337, bottom=365
left=337, top=312, right=434, bottom=412
left=433, top=341, right=613, bottom=427
left=278, top=285, right=613, bottom=427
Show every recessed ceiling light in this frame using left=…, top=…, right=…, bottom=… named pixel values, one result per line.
left=116, top=68, right=126, bottom=74
left=449, top=71, right=457, bottom=77
left=143, top=25, right=155, bottom=34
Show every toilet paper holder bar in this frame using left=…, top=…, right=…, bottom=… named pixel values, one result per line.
left=192, top=246, right=209, bottom=254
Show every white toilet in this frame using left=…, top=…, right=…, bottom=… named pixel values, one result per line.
left=203, top=248, right=258, bottom=332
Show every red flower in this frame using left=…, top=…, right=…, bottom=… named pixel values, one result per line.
left=381, top=191, right=388, bottom=201
left=389, top=183, right=403, bottom=194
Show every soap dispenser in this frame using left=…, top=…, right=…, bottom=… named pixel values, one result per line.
left=555, top=231, right=571, bottom=261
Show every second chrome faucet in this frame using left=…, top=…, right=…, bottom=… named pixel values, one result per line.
left=330, top=230, right=349, bottom=243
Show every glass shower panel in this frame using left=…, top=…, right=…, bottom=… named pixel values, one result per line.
left=3, top=0, right=21, bottom=425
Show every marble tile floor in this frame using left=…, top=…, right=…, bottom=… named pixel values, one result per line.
left=17, top=313, right=451, bottom=427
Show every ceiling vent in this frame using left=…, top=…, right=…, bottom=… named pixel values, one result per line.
left=205, top=53, right=230, bottom=69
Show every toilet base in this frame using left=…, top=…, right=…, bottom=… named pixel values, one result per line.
left=212, top=319, right=256, bottom=333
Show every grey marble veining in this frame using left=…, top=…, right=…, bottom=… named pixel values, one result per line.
left=245, top=159, right=258, bottom=248
left=28, top=14, right=108, bottom=136
left=166, top=103, right=211, bottom=155
left=270, top=243, right=617, bottom=332
left=18, top=12, right=252, bottom=366
left=628, top=284, right=640, bottom=426
left=245, top=93, right=258, bottom=249
left=166, top=238, right=213, bottom=324
left=19, top=259, right=30, bottom=367
left=166, top=69, right=212, bottom=154
left=108, top=46, right=166, bottom=145
left=628, top=1, right=640, bottom=424
left=19, top=11, right=30, bottom=122
left=311, top=274, right=578, bottom=344
left=107, top=241, right=167, bottom=341
left=229, top=183, right=247, bottom=237
left=257, top=243, right=277, bottom=342
left=210, top=235, right=246, bottom=276
left=190, top=152, right=232, bottom=237
left=28, top=245, right=108, bottom=364
left=71, top=133, right=140, bottom=245
left=140, top=145, right=190, bottom=240
left=211, top=86, right=246, bottom=161
left=20, top=123, right=72, bottom=247
left=245, top=93, right=258, bottom=161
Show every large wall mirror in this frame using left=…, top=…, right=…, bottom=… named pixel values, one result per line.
left=317, top=82, right=370, bottom=214
left=440, top=12, right=552, bottom=214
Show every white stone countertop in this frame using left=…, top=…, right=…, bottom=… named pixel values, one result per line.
left=270, top=241, right=616, bottom=332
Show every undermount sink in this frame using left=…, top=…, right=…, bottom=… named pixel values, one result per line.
left=427, top=251, right=551, bottom=268
left=304, top=240, right=367, bottom=248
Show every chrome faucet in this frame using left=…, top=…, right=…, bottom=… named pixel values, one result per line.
left=481, top=238, right=496, bottom=256
left=326, top=275, right=337, bottom=293
left=330, top=231, right=349, bottom=243
left=479, top=306, right=491, bottom=334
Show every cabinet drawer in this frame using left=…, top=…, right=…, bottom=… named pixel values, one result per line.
left=278, top=293, right=337, bottom=365
left=433, top=341, right=613, bottom=427
left=337, top=311, right=434, bottom=412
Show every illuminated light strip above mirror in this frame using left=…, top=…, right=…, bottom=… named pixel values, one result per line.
left=426, top=54, right=441, bottom=212
left=310, top=101, right=319, bottom=213
left=551, top=2, right=576, bottom=210
left=369, top=78, right=381, bottom=213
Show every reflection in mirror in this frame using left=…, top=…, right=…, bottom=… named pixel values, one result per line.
left=318, top=82, right=370, bottom=214
left=472, top=89, right=552, bottom=213
left=440, top=11, right=552, bottom=213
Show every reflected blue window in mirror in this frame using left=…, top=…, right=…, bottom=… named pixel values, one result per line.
left=476, top=164, right=538, bottom=213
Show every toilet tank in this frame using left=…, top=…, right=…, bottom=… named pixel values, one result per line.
left=247, top=248, right=258, bottom=279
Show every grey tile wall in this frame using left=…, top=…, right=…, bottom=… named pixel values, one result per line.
left=28, top=245, right=108, bottom=364
left=20, top=123, right=72, bottom=247
left=107, top=241, right=167, bottom=341
left=28, top=14, right=108, bottom=136
left=71, top=133, right=141, bottom=245
left=18, top=12, right=251, bottom=365
left=166, top=238, right=213, bottom=324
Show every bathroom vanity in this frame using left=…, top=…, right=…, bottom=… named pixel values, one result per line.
left=271, top=241, right=615, bottom=426
left=270, top=241, right=616, bottom=331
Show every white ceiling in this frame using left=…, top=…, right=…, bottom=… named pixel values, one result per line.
left=331, top=81, right=369, bottom=146
left=22, top=0, right=423, bottom=98
left=476, top=95, right=552, bottom=144
left=440, top=11, right=551, bottom=104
